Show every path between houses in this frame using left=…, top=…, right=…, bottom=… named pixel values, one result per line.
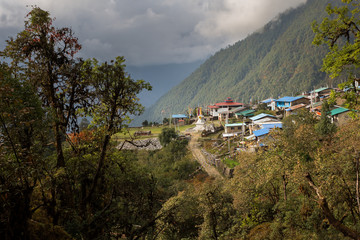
left=188, top=133, right=223, bottom=179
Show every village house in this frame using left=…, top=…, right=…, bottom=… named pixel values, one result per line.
left=310, top=87, right=332, bottom=101
left=246, top=123, right=282, bottom=143
left=249, top=113, right=278, bottom=124
left=330, top=107, right=351, bottom=125
left=261, top=98, right=276, bottom=110
left=308, top=101, right=323, bottom=117
left=222, top=122, right=247, bottom=138
left=254, top=123, right=282, bottom=141
left=208, top=97, right=244, bottom=120
left=275, top=96, right=310, bottom=109
left=171, top=114, right=188, bottom=126
left=285, top=103, right=307, bottom=116
left=230, top=106, right=247, bottom=115
left=235, top=109, right=255, bottom=119
left=248, top=113, right=278, bottom=134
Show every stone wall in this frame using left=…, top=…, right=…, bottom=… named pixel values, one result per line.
left=215, top=160, right=234, bottom=178
left=117, top=138, right=162, bottom=151
left=201, top=148, right=234, bottom=178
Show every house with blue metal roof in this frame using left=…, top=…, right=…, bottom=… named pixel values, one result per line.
left=261, top=98, right=277, bottom=110
left=171, top=114, right=188, bottom=119
left=261, top=98, right=276, bottom=104
left=248, top=114, right=279, bottom=135
left=275, top=96, right=310, bottom=109
left=247, top=122, right=282, bottom=143
left=253, top=128, right=271, bottom=138
left=249, top=113, right=277, bottom=123
left=171, top=114, right=188, bottom=126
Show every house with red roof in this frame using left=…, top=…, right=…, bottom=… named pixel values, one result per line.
left=208, top=97, right=244, bottom=120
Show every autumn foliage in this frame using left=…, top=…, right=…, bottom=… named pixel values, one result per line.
left=67, top=130, right=94, bottom=146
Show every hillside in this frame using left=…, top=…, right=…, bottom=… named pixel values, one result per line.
left=134, top=0, right=342, bottom=125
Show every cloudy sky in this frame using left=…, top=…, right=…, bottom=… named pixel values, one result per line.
left=0, top=0, right=307, bottom=66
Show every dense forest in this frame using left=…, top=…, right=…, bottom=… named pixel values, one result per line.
left=139, top=0, right=343, bottom=124
left=3, top=1, right=360, bottom=239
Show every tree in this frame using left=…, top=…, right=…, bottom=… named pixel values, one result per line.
left=312, top=0, right=360, bottom=110
left=159, top=127, right=177, bottom=146
left=155, top=187, right=202, bottom=240
left=142, top=119, right=149, bottom=127
left=256, top=102, right=268, bottom=111
left=163, top=117, right=169, bottom=125
left=1, top=7, right=88, bottom=168
left=79, top=57, right=151, bottom=214
left=0, top=63, right=49, bottom=240
left=312, top=5, right=360, bottom=236
left=315, top=100, right=337, bottom=137
left=0, top=7, right=152, bottom=239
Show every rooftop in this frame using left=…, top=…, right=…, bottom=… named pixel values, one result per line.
left=253, top=123, right=282, bottom=137
left=311, top=101, right=323, bottom=108
left=235, top=109, right=256, bottom=116
left=330, top=107, right=349, bottom=116
left=172, top=114, right=188, bottom=119
left=250, top=113, right=277, bottom=121
left=208, top=105, right=219, bottom=109
left=253, top=128, right=270, bottom=137
left=230, top=106, right=247, bottom=113
left=261, top=98, right=276, bottom=104
left=275, top=96, right=304, bottom=102
left=225, top=123, right=246, bottom=127
left=311, top=87, right=331, bottom=93
left=289, top=103, right=306, bottom=111
left=214, top=97, right=243, bottom=107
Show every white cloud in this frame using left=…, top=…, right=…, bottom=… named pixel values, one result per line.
left=0, top=0, right=307, bottom=66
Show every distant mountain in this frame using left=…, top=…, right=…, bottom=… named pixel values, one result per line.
left=135, top=0, right=342, bottom=125
left=127, top=61, right=203, bottom=108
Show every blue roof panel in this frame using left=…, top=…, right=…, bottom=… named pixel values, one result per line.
left=253, top=128, right=270, bottom=137
left=172, top=114, right=188, bottom=119
left=275, top=96, right=303, bottom=102
left=261, top=98, right=275, bottom=104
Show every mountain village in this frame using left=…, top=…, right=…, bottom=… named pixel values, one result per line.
left=136, top=86, right=353, bottom=177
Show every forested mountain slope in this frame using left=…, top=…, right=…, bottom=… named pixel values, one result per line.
left=138, top=0, right=341, bottom=124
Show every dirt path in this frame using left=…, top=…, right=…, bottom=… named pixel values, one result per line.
left=188, top=133, right=223, bottom=179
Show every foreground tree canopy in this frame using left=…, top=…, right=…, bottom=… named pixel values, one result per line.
left=313, top=0, right=360, bottom=110
left=0, top=7, right=162, bottom=240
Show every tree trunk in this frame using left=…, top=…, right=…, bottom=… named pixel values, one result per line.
left=306, top=173, right=360, bottom=240
left=54, top=123, right=65, bottom=168
left=356, top=157, right=360, bottom=215
left=5, top=186, right=33, bottom=240
left=282, top=174, right=288, bottom=202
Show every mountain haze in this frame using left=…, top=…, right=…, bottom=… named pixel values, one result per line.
left=136, top=0, right=341, bottom=124
left=127, top=61, right=203, bottom=108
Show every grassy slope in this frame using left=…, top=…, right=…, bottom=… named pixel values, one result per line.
left=114, top=124, right=196, bottom=141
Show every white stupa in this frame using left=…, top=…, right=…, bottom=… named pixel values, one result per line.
left=194, top=108, right=206, bottom=132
